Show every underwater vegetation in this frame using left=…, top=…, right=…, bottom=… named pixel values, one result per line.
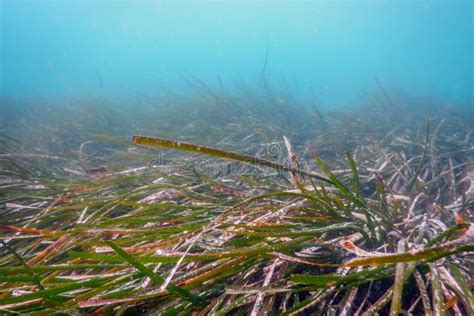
left=0, top=82, right=473, bottom=315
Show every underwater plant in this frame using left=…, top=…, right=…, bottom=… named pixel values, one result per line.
left=0, top=88, right=473, bottom=315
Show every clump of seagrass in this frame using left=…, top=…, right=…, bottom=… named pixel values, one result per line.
left=127, top=133, right=474, bottom=315
left=0, top=99, right=472, bottom=315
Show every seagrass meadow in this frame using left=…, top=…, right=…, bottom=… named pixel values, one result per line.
left=0, top=83, right=473, bottom=315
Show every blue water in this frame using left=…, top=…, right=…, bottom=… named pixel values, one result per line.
left=1, top=1, right=473, bottom=107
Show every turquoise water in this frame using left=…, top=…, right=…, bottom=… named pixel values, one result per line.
left=0, top=4, right=473, bottom=314
left=2, top=1, right=472, bottom=107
